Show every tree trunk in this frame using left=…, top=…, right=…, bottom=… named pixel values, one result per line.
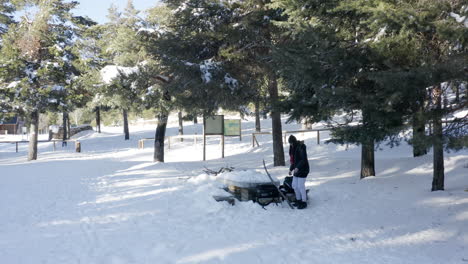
left=255, top=99, right=261, bottom=132
left=154, top=112, right=168, bottom=162
left=302, top=120, right=312, bottom=130
left=193, top=115, right=198, bottom=124
left=267, top=69, right=285, bottom=166
left=361, top=109, right=375, bottom=178
left=123, top=109, right=129, bottom=140
left=412, top=109, right=427, bottom=157
left=67, top=114, right=71, bottom=139
left=96, top=106, right=101, bottom=133
left=62, top=111, right=68, bottom=142
left=178, top=111, right=184, bottom=142
left=360, top=139, right=376, bottom=178
left=28, top=110, right=39, bottom=161
left=432, top=85, right=445, bottom=191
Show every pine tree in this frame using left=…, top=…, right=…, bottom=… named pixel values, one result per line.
left=0, top=1, right=15, bottom=35
left=273, top=0, right=467, bottom=182
left=0, top=0, right=17, bottom=119
left=152, top=0, right=288, bottom=165
left=99, top=0, right=146, bottom=140
left=0, top=0, right=89, bottom=160
left=349, top=0, right=467, bottom=188
left=139, top=1, right=258, bottom=162
left=73, top=20, right=107, bottom=134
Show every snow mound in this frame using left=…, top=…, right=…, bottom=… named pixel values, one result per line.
left=219, top=169, right=277, bottom=183
left=71, top=129, right=95, bottom=139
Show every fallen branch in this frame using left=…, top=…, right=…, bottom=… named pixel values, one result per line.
left=203, top=166, right=234, bottom=176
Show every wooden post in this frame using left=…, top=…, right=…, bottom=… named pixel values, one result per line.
left=317, top=130, right=320, bottom=145
left=222, top=135, right=225, bottom=158
left=239, top=121, right=242, bottom=141
left=203, top=133, right=206, bottom=161
left=53, top=141, right=56, bottom=151
left=252, top=134, right=255, bottom=147
left=16, top=142, right=18, bottom=153
left=75, top=141, right=81, bottom=153
left=256, top=135, right=260, bottom=147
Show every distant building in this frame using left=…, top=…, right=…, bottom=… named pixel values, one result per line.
left=0, top=116, right=25, bottom=135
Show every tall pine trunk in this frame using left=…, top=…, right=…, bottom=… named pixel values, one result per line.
left=255, top=99, right=261, bottom=132
left=267, top=69, right=285, bottom=166
left=412, top=108, right=428, bottom=157
left=432, top=85, right=444, bottom=191
left=62, top=111, right=68, bottom=142
left=360, top=139, right=375, bottom=178
left=28, top=110, right=39, bottom=161
left=361, top=109, right=375, bottom=178
left=67, top=114, right=71, bottom=139
left=96, top=106, right=101, bottom=133
left=123, top=109, right=129, bottom=140
left=154, top=112, right=168, bottom=162
left=178, top=111, right=184, bottom=142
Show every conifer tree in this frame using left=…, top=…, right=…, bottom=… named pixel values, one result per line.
left=138, top=1, right=254, bottom=162
left=99, top=0, right=146, bottom=140
left=72, top=21, right=106, bottom=133
left=275, top=0, right=467, bottom=184
left=0, top=0, right=16, bottom=35
left=346, top=0, right=467, bottom=188
left=152, top=0, right=287, bottom=165
left=0, top=0, right=89, bottom=160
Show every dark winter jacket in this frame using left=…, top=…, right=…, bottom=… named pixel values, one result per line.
left=289, top=141, right=310, bottom=178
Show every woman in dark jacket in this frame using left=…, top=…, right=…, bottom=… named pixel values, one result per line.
left=288, top=135, right=310, bottom=209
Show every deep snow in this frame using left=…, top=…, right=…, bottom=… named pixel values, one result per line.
left=0, top=115, right=467, bottom=264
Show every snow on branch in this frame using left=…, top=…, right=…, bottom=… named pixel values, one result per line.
left=449, top=12, right=468, bottom=28
left=224, top=73, right=238, bottom=91
left=100, top=65, right=138, bottom=84
left=200, top=59, right=220, bottom=83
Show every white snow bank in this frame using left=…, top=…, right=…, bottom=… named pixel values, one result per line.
left=1, top=115, right=467, bottom=264
left=219, top=169, right=277, bottom=183
left=70, top=129, right=95, bottom=139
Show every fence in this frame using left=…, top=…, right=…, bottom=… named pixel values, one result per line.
left=138, top=134, right=203, bottom=149
left=0, top=139, right=81, bottom=153
left=252, top=129, right=331, bottom=147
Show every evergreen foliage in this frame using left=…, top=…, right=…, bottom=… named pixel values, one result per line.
left=272, top=0, right=467, bottom=179
left=0, top=0, right=95, bottom=159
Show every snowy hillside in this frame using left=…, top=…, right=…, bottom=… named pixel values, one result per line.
left=0, top=115, right=467, bottom=264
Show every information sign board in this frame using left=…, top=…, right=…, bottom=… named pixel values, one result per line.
left=224, top=119, right=241, bottom=136
left=204, top=115, right=224, bottom=135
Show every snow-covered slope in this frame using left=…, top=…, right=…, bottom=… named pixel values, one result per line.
left=0, top=115, right=467, bottom=264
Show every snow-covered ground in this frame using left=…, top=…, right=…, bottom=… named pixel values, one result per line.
left=0, top=115, right=467, bottom=264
